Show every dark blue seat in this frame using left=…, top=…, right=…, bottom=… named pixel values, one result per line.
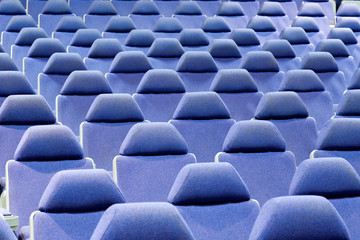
left=201, top=17, right=232, bottom=42
left=124, top=29, right=155, bottom=54
left=335, top=17, right=360, bottom=43
left=336, top=89, right=360, bottom=119
left=246, top=16, right=279, bottom=44
left=336, top=3, right=360, bottom=23
left=297, top=2, right=330, bottom=35
left=216, top=2, right=249, bottom=29
left=83, top=1, right=118, bottom=32
left=209, top=39, right=242, bottom=69
left=173, top=2, right=207, bottom=29
left=67, top=29, right=102, bottom=59
left=292, top=16, right=326, bottom=46
left=129, top=1, right=163, bottom=30
left=52, top=16, right=87, bottom=47
left=178, top=29, right=210, bottom=52
left=152, top=17, right=183, bottom=38
left=280, top=27, right=315, bottom=59
left=257, top=2, right=291, bottom=32
left=231, top=28, right=262, bottom=56
left=0, top=0, right=27, bottom=34
left=231, top=0, right=259, bottom=19
left=102, top=16, right=137, bottom=45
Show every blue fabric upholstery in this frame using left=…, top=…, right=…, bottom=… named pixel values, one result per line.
left=263, top=39, right=296, bottom=58
left=298, top=2, right=325, bottom=16
left=247, top=16, right=276, bottom=32
left=41, top=0, right=72, bottom=14
left=87, top=1, right=117, bottom=15
left=255, top=92, right=308, bottom=119
left=104, top=16, right=136, bottom=33
left=109, top=51, right=152, bottom=73
left=348, top=69, right=360, bottom=89
left=280, top=27, right=310, bottom=44
left=301, top=52, right=339, bottom=72
left=14, top=27, right=47, bottom=46
left=120, top=122, right=188, bottom=156
left=328, top=28, right=358, bottom=44
left=54, top=16, right=86, bottom=32
left=0, top=0, right=26, bottom=15
left=240, top=51, right=280, bottom=72
left=337, top=3, right=360, bottom=16
left=217, top=2, right=245, bottom=16
left=176, top=51, right=217, bottom=72
left=69, top=29, right=102, bottom=47
left=178, top=29, right=209, bottom=47
left=175, top=1, right=202, bottom=15
left=5, top=15, right=36, bottom=32
left=153, top=17, right=183, bottom=33
left=137, top=69, right=185, bottom=93
left=90, top=203, right=195, bottom=240
left=0, top=95, right=55, bottom=125
left=248, top=196, right=351, bottom=239
left=43, top=53, right=86, bottom=75
left=231, top=28, right=260, bottom=46
left=202, top=17, right=231, bottom=33
left=209, top=39, right=241, bottom=58
left=210, top=69, right=257, bottom=93
left=39, top=169, right=125, bottom=213
left=258, top=1, right=286, bottom=16
left=87, top=39, right=123, bottom=58
left=125, top=29, right=155, bottom=47
left=292, top=16, right=320, bottom=32
left=14, top=125, right=83, bottom=161
left=0, top=216, right=16, bottom=240
left=336, top=18, right=360, bottom=32
left=27, top=38, right=65, bottom=58
left=0, top=71, right=35, bottom=97
left=316, top=39, right=350, bottom=57
left=337, top=90, right=360, bottom=116
left=147, top=38, right=184, bottom=58
left=131, top=1, right=160, bottom=15
left=279, top=69, right=325, bottom=91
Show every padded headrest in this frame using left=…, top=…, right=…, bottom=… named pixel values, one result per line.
left=39, top=169, right=125, bottom=213
left=0, top=95, right=55, bottom=125
left=209, top=39, right=241, bottom=58
left=255, top=92, right=309, bottom=119
left=301, top=52, right=339, bottom=72
left=131, top=1, right=160, bottom=15
left=86, top=94, right=144, bottom=123
left=153, top=17, right=183, bottom=33
left=337, top=3, right=360, bottom=16
left=316, top=39, right=350, bottom=57
left=90, top=203, right=195, bottom=240
left=14, top=27, right=48, bottom=46
left=292, top=17, right=320, bottom=32
left=136, top=69, right=185, bottom=93
left=231, top=28, right=260, bottom=46
left=120, top=122, right=188, bottom=156
left=42, top=0, right=72, bottom=14
left=104, top=16, right=136, bottom=33
left=5, top=15, right=37, bottom=32
left=317, top=118, right=360, bottom=150
left=240, top=51, right=280, bottom=72
left=263, top=39, right=296, bottom=58
left=54, top=16, right=86, bottom=32
left=223, top=120, right=286, bottom=153
left=335, top=18, right=360, bottom=32
left=168, top=162, right=250, bottom=204
left=0, top=71, right=35, bottom=96
left=0, top=53, right=18, bottom=71
left=280, top=27, right=310, bottom=44
left=258, top=2, right=286, bottom=16
left=289, top=157, right=360, bottom=198
left=0, top=0, right=26, bottom=15
left=147, top=38, right=184, bottom=58
left=178, top=29, right=209, bottom=46
left=247, top=16, right=277, bottom=32
left=43, top=53, right=86, bottom=75
left=210, top=69, right=258, bottom=93
left=14, top=125, right=83, bottom=161
left=125, top=29, right=155, bottom=47
left=201, top=17, right=231, bottom=33
left=279, top=70, right=325, bottom=92
left=216, top=2, right=245, bottom=16
left=248, top=196, right=351, bottom=240
left=336, top=90, right=360, bottom=116
left=27, top=38, right=66, bottom=58
left=60, top=70, right=113, bottom=95
left=87, top=1, right=117, bottom=15
left=298, top=2, right=326, bottom=17
left=173, top=92, right=230, bottom=120
left=175, top=1, right=203, bottom=15
left=348, top=68, right=360, bottom=89
left=327, top=28, right=358, bottom=44
left=176, top=51, right=218, bottom=72
left=69, top=29, right=102, bottom=47
left=109, top=51, right=152, bottom=73
left=87, top=38, right=123, bottom=58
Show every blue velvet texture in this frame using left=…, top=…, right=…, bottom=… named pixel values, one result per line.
left=337, top=90, right=360, bottom=116
left=240, top=51, right=280, bottom=72
left=316, top=39, right=350, bottom=57
left=137, top=69, right=185, bottom=93
left=263, top=39, right=296, bottom=58
left=231, top=29, right=261, bottom=46
left=176, top=51, right=218, bottom=72
left=202, top=17, right=231, bottom=33
left=109, top=51, right=153, bottom=73
left=69, top=29, right=102, bottom=47
left=27, top=38, right=66, bottom=58
left=209, top=39, right=241, bottom=58
left=301, top=52, right=339, bottom=73
left=55, top=16, right=86, bottom=32
left=43, top=53, right=86, bottom=75
left=210, top=69, right=258, bottom=93
left=258, top=2, right=286, bottom=16
left=42, top=0, right=72, bottom=14
left=328, top=28, right=358, bottom=45
left=279, top=69, right=325, bottom=92
left=247, top=16, right=277, bottom=32
left=280, top=27, right=310, bottom=44
left=147, top=38, right=184, bottom=57
left=0, top=71, right=35, bottom=96
left=87, top=39, right=123, bottom=58
left=87, top=1, right=117, bottom=15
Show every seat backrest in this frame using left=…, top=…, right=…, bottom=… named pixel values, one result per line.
left=84, top=1, right=118, bottom=32
left=257, top=1, right=290, bottom=32
left=246, top=15, right=278, bottom=43
left=209, top=39, right=242, bottom=69
left=0, top=0, right=26, bottom=33
left=174, top=2, right=206, bottom=29
left=103, top=16, right=136, bottom=44
left=336, top=90, right=360, bottom=118
left=297, top=2, right=330, bottom=35
left=124, top=29, right=155, bottom=53
left=216, top=2, right=248, bottom=29
left=152, top=17, right=183, bottom=38
left=348, top=68, right=360, bottom=90
left=129, top=1, right=161, bottom=30
left=147, top=38, right=184, bottom=69
left=0, top=216, right=16, bottom=240
left=67, top=29, right=102, bottom=59
left=178, top=28, right=209, bottom=51
left=52, top=16, right=86, bottom=47
left=292, top=16, right=324, bottom=46
left=231, top=28, right=261, bottom=56
left=201, top=17, right=231, bottom=41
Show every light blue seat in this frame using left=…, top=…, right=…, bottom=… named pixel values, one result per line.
left=348, top=68, right=360, bottom=90
left=123, top=29, right=155, bottom=54
left=67, top=29, right=102, bottom=59
left=112, top=0, right=137, bottom=17
left=69, top=0, right=97, bottom=18
left=102, top=16, right=136, bottom=45
left=173, top=2, right=207, bottom=29
left=247, top=16, right=279, bottom=44
left=83, top=1, right=118, bottom=32
left=297, top=2, right=330, bottom=35
left=292, top=16, right=325, bottom=46
left=335, top=18, right=360, bottom=43
left=152, top=17, right=183, bottom=39
left=231, top=28, right=262, bottom=56
left=154, top=0, right=180, bottom=17
left=201, top=17, right=232, bottom=42
left=194, top=0, right=221, bottom=16
left=209, top=39, right=242, bottom=69
left=280, top=27, right=315, bottom=59
left=0, top=0, right=27, bottom=34
left=178, top=29, right=209, bottom=52
left=336, top=3, right=360, bottom=23
left=52, top=16, right=87, bottom=47
left=231, top=0, right=259, bottom=19
left=0, top=215, right=16, bottom=240
left=304, top=0, right=335, bottom=24
left=336, top=89, right=360, bottom=119
left=129, top=1, right=163, bottom=30
left=0, top=53, right=17, bottom=72
left=265, top=0, right=298, bottom=21
left=216, top=2, right=249, bottom=29
left=257, top=2, right=291, bottom=32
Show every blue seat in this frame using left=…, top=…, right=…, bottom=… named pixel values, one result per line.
left=209, top=39, right=242, bottom=69
left=154, top=0, right=180, bottom=17
left=348, top=68, right=360, bottom=89
left=105, top=51, right=153, bottom=94
left=30, top=169, right=125, bottom=240
left=257, top=2, right=291, bottom=32
left=255, top=91, right=318, bottom=164
left=178, top=29, right=209, bottom=52
left=83, top=1, right=118, bottom=32
left=336, top=3, right=360, bottom=23
left=292, top=16, right=325, bottom=46
left=169, top=162, right=260, bottom=240
left=279, top=70, right=334, bottom=129
left=194, top=0, right=221, bottom=16
left=112, top=0, right=137, bottom=17
left=124, top=29, right=155, bottom=54
left=0, top=53, right=17, bottom=72
left=133, top=69, right=186, bottom=122
left=170, top=92, right=235, bottom=163
left=52, top=16, right=87, bottom=47
left=0, top=0, right=27, bottom=34
left=129, top=1, right=163, bottom=30
left=231, top=0, right=259, bottom=19
left=152, top=17, right=183, bottom=38
left=247, top=16, right=279, bottom=44
left=216, top=120, right=296, bottom=205
left=210, top=69, right=263, bottom=121
left=80, top=93, right=146, bottom=171
left=67, top=29, right=102, bottom=59
left=335, top=89, right=360, bottom=118
left=262, top=39, right=301, bottom=72
left=23, top=38, right=65, bottom=90
left=38, top=53, right=87, bottom=110
left=114, top=122, right=196, bottom=202
left=90, top=202, right=195, bottom=240
left=56, top=70, right=113, bottom=136
left=240, top=51, right=284, bottom=93
left=231, top=28, right=262, bottom=56
left=216, top=2, right=249, bottom=29
left=301, top=51, right=346, bottom=103
left=102, top=16, right=136, bottom=45
left=304, top=0, right=335, bottom=24
left=84, top=38, right=124, bottom=74
left=266, top=0, right=298, bottom=21
left=279, top=27, right=315, bottom=59
left=248, top=196, right=351, bottom=239
left=174, top=2, right=207, bottom=29
left=335, top=18, right=360, bottom=43
left=69, top=0, right=97, bottom=18
left=0, top=215, right=15, bottom=240
left=201, top=17, right=232, bottom=42
left=297, top=2, right=330, bottom=35
left=27, top=0, right=47, bottom=24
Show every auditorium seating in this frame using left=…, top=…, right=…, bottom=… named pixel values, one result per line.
left=216, top=2, right=249, bottom=29
left=102, top=16, right=137, bottom=44
left=83, top=1, right=118, bottom=32
left=336, top=89, right=360, bottom=118
left=66, top=29, right=102, bottom=59
left=280, top=27, right=315, bottom=59
left=52, top=16, right=86, bottom=47
left=292, top=16, right=325, bottom=46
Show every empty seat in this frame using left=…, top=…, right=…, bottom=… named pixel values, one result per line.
left=0, top=53, right=17, bottom=72
left=279, top=70, right=334, bottom=129
left=105, top=51, right=153, bottom=94
left=255, top=91, right=318, bottom=164
left=52, top=16, right=87, bottom=47
left=247, top=16, right=279, bottom=44
left=169, top=162, right=260, bottom=240
left=336, top=3, right=360, bottom=23
left=348, top=68, right=360, bottom=89
left=129, top=1, right=163, bottom=30
left=84, top=38, right=124, bottom=74
left=201, top=17, right=232, bottom=42
left=231, top=28, right=262, bottom=56
left=292, top=16, right=325, bottom=46
left=83, top=1, right=118, bottom=32
left=38, top=53, right=87, bottom=110
left=248, top=196, right=351, bottom=239
left=280, top=27, right=315, bottom=59
left=152, top=17, right=183, bottom=38
left=240, top=51, right=284, bottom=93
left=102, top=16, right=136, bottom=45
left=56, top=70, right=113, bottom=136
left=170, top=92, right=235, bottom=163
left=67, top=29, right=102, bottom=59
left=194, top=0, right=221, bottom=16
left=178, top=29, right=209, bottom=52
left=335, top=18, right=360, bottom=43
left=30, top=169, right=125, bottom=240
left=134, top=69, right=186, bottom=122
left=27, top=0, right=47, bottom=24
left=0, top=0, right=27, bottom=34
left=257, top=2, right=291, bottom=32
left=154, top=0, right=181, bottom=17
left=112, top=0, right=137, bottom=17
left=304, top=0, right=335, bottom=24
left=124, top=29, right=155, bottom=54
left=266, top=0, right=298, bottom=21
left=216, top=2, right=248, bottom=29
left=210, top=69, right=263, bottom=121
left=114, top=122, right=196, bottom=202
left=231, top=0, right=259, bottom=19
left=301, top=52, right=346, bottom=103
left=90, top=202, right=195, bottom=240
left=216, top=120, right=296, bottom=205
left=335, top=89, right=360, bottom=118
left=80, top=93, right=146, bottom=171
left=173, top=2, right=207, bottom=29
left=0, top=215, right=15, bottom=240
left=209, top=39, right=242, bottom=69
left=297, top=3, right=330, bottom=35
